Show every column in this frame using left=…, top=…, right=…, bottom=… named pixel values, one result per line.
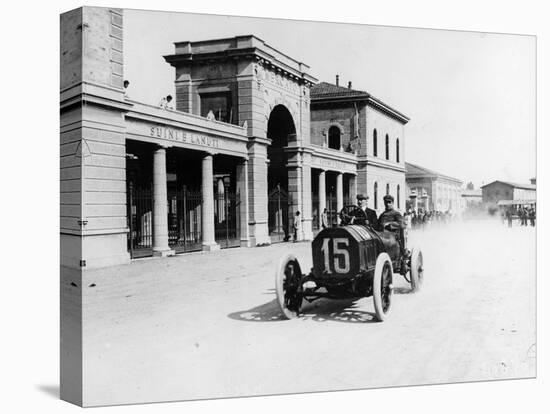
left=247, top=140, right=270, bottom=246
left=217, top=177, right=225, bottom=223
left=301, top=160, right=313, bottom=240
left=236, top=158, right=250, bottom=247
left=152, top=146, right=174, bottom=257
left=349, top=174, right=357, bottom=202
left=336, top=172, right=343, bottom=224
left=201, top=153, right=219, bottom=251
left=318, top=170, right=326, bottom=228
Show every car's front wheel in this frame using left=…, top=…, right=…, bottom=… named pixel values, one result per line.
left=373, top=252, right=393, bottom=322
left=275, top=253, right=303, bottom=319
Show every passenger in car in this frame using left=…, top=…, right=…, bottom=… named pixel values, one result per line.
left=377, top=195, right=405, bottom=231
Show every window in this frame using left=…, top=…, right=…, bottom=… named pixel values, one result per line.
left=374, top=182, right=378, bottom=209
left=373, top=129, right=378, bottom=156
left=200, top=92, right=233, bottom=123
left=397, top=184, right=400, bottom=208
left=328, top=126, right=341, bottom=150
left=385, top=134, right=389, bottom=160
left=386, top=183, right=390, bottom=195
left=396, top=138, right=400, bottom=163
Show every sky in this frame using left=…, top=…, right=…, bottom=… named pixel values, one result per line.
left=124, top=9, right=536, bottom=189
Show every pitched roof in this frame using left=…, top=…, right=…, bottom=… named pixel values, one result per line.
left=310, top=81, right=409, bottom=123
left=480, top=180, right=536, bottom=190
left=405, top=162, right=462, bottom=184
left=310, top=82, right=370, bottom=99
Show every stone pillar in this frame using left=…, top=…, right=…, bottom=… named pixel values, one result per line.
left=349, top=174, right=357, bottom=202
left=301, top=153, right=313, bottom=240
left=288, top=165, right=303, bottom=241
left=336, top=172, right=344, bottom=224
left=201, top=153, right=219, bottom=251
left=318, top=170, right=326, bottom=228
left=217, top=177, right=225, bottom=223
left=152, top=146, right=174, bottom=256
left=236, top=158, right=250, bottom=246
left=247, top=139, right=270, bottom=246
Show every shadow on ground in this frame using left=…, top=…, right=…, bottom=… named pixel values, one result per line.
left=393, top=286, right=414, bottom=294
left=36, top=384, right=59, bottom=399
left=228, top=296, right=379, bottom=324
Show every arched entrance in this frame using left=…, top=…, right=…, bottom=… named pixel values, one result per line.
left=267, top=105, right=296, bottom=242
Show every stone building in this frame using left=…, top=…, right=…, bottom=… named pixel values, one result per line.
left=460, top=189, right=482, bottom=208
left=405, top=162, right=463, bottom=213
left=480, top=180, right=536, bottom=204
left=60, top=7, right=412, bottom=272
left=310, top=78, right=409, bottom=218
left=60, top=9, right=413, bottom=403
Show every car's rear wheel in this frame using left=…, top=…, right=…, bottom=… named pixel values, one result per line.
left=275, top=253, right=303, bottom=319
left=410, top=248, right=424, bottom=292
left=373, top=252, right=393, bottom=322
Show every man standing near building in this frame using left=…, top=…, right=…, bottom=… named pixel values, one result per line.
left=293, top=211, right=301, bottom=242
left=378, top=195, right=405, bottom=231
left=321, top=208, right=329, bottom=229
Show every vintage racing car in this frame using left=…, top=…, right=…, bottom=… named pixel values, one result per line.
left=275, top=205, right=424, bottom=322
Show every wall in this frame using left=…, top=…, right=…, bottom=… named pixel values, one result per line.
left=482, top=182, right=514, bottom=204
left=366, top=164, right=407, bottom=214
left=365, top=105, right=405, bottom=164
left=310, top=103, right=359, bottom=151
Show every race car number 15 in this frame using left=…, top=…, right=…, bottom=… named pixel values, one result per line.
left=321, top=238, right=350, bottom=274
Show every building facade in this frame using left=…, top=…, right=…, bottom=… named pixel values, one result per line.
left=405, top=162, right=463, bottom=213
left=481, top=180, right=536, bottom=204
left=310, top=80, right=409, bottom=218
left=60, top=8, right=412, bottom=271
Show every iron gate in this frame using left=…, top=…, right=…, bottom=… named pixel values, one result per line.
left=214, top=191, right=240, bottom=249
left=268, top=185, right=290, bottom=243
left=167, top=186, right=203, bottom=253
left=127, top=182, right=154, bottom=258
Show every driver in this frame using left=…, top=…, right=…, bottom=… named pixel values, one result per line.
left=357, top=193, right=378, bottom=228
left=377, top=195, right=405, bottom=231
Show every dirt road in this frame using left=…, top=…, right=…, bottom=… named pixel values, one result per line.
left=79, top=219, right=536, bottom=406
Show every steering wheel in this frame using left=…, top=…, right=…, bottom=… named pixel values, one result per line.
left=339, top=205, right=368, bottom=226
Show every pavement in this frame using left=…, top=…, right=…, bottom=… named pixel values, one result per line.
left=74, top=218, right=536, bottom=407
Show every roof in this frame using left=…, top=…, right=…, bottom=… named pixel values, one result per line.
left=310, top=81, right=409, bottom=123
left=480, top=180, right=536, bottom=191
left=405, top=162, right=463, bottom=184
left=311, top=82, right=370, bottom=99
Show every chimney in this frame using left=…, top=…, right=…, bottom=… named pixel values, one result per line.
left=348, top=81, right=352, bottom=89
left=336, top=74, right=339, bottom=86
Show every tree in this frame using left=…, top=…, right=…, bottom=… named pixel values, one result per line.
left=466, top=181, right=474, bottom=190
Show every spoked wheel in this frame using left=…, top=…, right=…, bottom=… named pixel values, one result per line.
left=275, top=253, right=304, bottom=319
left=373, top=253, right=393, bottom=322
left=410, top=248, right=424, bottom=292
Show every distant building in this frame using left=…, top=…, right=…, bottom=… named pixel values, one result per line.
left=460, top=189, right=483, bottom=213
left=480, top=180, right=536, bottom=204
left=405, top=162, right=463, bottom=213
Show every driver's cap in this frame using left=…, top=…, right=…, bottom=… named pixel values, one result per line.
left=356, top=193, right=369, bottom=200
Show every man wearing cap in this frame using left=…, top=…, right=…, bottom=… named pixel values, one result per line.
left=377, top=194, right=405, bottom=231
left=356, top=194, right=378, bottom=228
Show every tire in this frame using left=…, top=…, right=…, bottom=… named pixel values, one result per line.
left=373, top=252, right=393, bottom=322
left=410, top=248, right=424, bottom=292
left=275, top=253, right=303, bottom=319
